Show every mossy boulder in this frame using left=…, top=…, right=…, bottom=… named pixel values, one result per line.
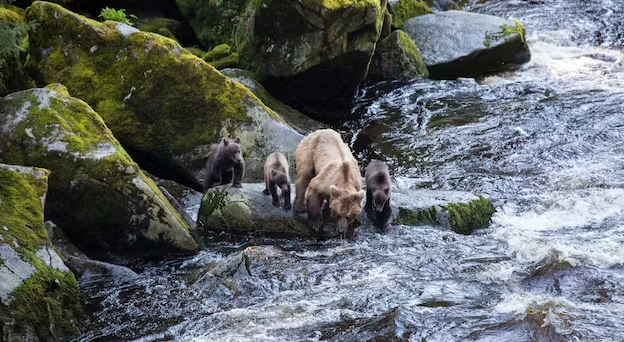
left=403, top=10, right=531, bottom=79
left=391, top=189, right=495, bottom=235
left=238, top=0, right=386, bottom=121
left=0, top=163, right=83, bottom=342
left=220, top=68, right=325, bottom=134
left=368, top=30, right=429, bottom=81
left=389, top=0, right=431, bottom=28
left=202, top=44, right=239, bottom=69
left=0, top=88, right=199, bottom=259
left=136, top=17, right=181, bottom=40
left=197, top=183, right=495, bottom=237
left=0, top=4, right=36, bottom=96
left=26, top=1, right=303, bottom=186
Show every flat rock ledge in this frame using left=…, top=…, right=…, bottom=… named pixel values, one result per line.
left=197, top=183, right=495, bottom=237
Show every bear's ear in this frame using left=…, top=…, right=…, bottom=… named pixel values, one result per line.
left=330, top=185, right=341, bottom=198
left=223, top=139, right=229, bottom=145
left=234, top=137, right=240, bottom=143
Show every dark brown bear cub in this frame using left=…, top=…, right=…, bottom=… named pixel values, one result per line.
left=203, top=138, right=245, bottom=191
left=365, top=160, right=392, bottom=232
left=262, top=152, right=291, bottom=209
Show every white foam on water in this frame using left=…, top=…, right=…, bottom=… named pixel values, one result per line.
left=492, top=188, right=624, bottom=267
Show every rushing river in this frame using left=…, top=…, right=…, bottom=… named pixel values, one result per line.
left=76, top=1, right=624, bottom=341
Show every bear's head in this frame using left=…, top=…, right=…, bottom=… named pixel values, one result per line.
left=329, top=185, right=365, bottom=233
left=270, top=169, right=290, bottom=192
left=372, top=184, right=390, bottom=212
left=223, top=138, right=243, bottom=164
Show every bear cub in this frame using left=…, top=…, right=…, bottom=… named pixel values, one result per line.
left=365, top=160, right=392, bottom=232
left=203, top=138, right=245, bottom=191
left=263, top=152, right=291, bottom=209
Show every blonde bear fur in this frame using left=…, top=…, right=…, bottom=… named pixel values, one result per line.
left=294, top=129, right=365, bottom=236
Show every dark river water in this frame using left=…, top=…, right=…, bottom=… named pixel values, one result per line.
left=76, top=1, right=624, bottom=341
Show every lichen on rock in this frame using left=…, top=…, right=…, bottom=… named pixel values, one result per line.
left=389, top=0, right=431, bottom=28
left=0, top=87, right=198, bottom=259
left=0, top=163, right=83, bottom=342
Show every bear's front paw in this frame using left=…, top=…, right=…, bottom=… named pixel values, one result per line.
left=262, top=189, right=270, bottom=195
left=293, top=200, right=306, bottom=213
left=271, top=200, right=280, bottom=207
left=283, top=203, right=292, bottom=210
left=232, top=183, right=242, bottom=188
left=310, top=219, right=323, bottom=232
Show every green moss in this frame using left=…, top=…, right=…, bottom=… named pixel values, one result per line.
left=137, top=17, right=180, bottom=37
left=208, top=52, right=239, bottom=69
left=0, top=166, right=49, bottom=250
left=391, top=0, right=431, bottom=28
left=484, top=19, right=526, bottom=49
left=197, top=187, right=229, bottom=225
left=441, top=196, right=495, bottom=235
left=43, top=83, right=70, bottom=96
left=396, top=30, right=429, bottom=77
left=303, top=0, right=379, bottom=10
left=394, top=206, right=437, bottom=226
left=0, top=165, right=83, bottom=341
left=4, top=260, right=83, bottom=341
left=186, top=46, right=205, bottom=57
left=202, top=43, right=231, bottom=61
left=27, top=1, right=263, bottom=154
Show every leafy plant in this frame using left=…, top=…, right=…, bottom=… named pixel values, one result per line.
left=0, top=0, right=39, bottom=93
left=98, top=7, right=136, bottom=26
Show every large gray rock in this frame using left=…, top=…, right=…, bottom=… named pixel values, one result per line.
left=403, top=10, right=531, bottom=79
left=0, top=87, right=198, bottom=259
left=197, top=183, right=495, bottom=237
left=0, top=163, right=83, bottom=341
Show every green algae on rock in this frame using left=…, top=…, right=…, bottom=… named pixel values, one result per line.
left=368, top=30, right=429, bottom=81
left=0, top=88, right=198, bottom=259
left=26, top=1, right=303, bottom=185
left=0, top=163, right=83, bottom=342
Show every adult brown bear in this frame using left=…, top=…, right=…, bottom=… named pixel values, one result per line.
left=203, top=138, right=245, bottom=191
left=294, top=129, right=365, bottom=237
left=263, top=152, right=291, bottom=209
left=365, top=160, right=392, bottom=232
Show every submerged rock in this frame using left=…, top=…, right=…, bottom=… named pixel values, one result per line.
left=0, top=88, right=198, bottom=259
left=403, top=10, right=531, bottom=79
left=26, top=1, right=303, bottom=186
left=0, top=163, right=83, bottom=341
left=197, top=183, right=495, bottom=237
left=368, top=30, right=429, bottom=81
